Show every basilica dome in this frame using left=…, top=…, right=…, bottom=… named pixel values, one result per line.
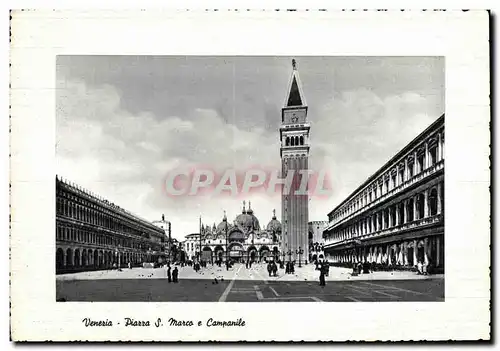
left=266, top=210, right=282, bottom=233
left=216, top=217, right=232, bottom=234
left=234, top=202, right=260, bottom=232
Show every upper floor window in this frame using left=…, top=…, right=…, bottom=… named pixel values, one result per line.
left=417, top=153, right=425, bottom=173
left=429, top=145, right=437, bottom=166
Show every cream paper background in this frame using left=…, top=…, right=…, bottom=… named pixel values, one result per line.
left=9, top=10, right=490, bottom=341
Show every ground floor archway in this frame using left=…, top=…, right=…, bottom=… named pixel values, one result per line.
left=228, top=242, right=244, bottom=262
left=56, top=248, right=64, bottom=272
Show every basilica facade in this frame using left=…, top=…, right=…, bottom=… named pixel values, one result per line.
left=185, top=202, right=282, bottom=263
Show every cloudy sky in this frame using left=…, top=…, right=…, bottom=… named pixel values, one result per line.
left=56, top=56, right=444, bottom=240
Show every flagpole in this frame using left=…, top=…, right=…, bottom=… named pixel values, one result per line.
left=199, top=215, right=202, bottom=262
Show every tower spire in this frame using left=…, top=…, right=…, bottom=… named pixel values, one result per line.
left=284, top=59, right=307, bottom=107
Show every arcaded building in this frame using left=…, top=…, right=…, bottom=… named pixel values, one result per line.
left=323, top=115, right=444, bottom=271
left=56, top=176, right=168, bottom=273
left=186, top=201, right=282, bottom=263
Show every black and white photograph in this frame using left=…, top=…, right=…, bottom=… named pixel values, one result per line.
left=55, top=56, right=445, bottom=303
left=9, top=10, right=490, bottom=342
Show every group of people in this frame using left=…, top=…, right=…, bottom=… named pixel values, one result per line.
left=165, top=265, right=179, bottom=283
left=266, top=261, right=278, bottom=277
left=285, top=261, right=296, bottom=274
left=193, top=260, right=209, bottom=272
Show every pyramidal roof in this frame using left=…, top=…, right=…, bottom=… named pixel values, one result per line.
left=283, top=59, right=307, bottom=108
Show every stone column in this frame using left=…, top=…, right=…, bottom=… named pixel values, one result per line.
left=424, top=238, right=430, bottom=265
left=438, top=133, right=442, bottom=161
left=424, top=189, right=429, bottom=218
left=437, top=182, right=443, bottom=214
left=413, top=240, right=417, bottom=264
left=404, top=158, right=409, bottom=181
left=403, top=200, right=408, bottom=223
left=436, top=237, right=440, bottom=266
left=403, top=242, right=408, bottom=265
left=395, top=204, right=400, bottom=226
left=414, top=151, right=418, bottom=174
left=425, top=142, right=429, bottom=169
left=395, top=165, right=399, bottom=187
left=413, top=196, right=417, bottom=220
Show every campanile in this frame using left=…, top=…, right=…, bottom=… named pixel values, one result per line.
left=280, top=59, right=310, bottom=263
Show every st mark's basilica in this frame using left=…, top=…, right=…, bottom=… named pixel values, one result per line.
left=184, top=202, right=283, bottom=263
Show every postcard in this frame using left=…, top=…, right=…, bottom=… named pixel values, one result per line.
left=10, top=9, right=490, bottom=341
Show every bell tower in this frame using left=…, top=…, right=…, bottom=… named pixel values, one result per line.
left=280, top=59, right=310, bottom=264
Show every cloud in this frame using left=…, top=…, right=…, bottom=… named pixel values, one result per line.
left=56, top=78, right=283, bottom=238
left=56, top=57, right=443, bottom=241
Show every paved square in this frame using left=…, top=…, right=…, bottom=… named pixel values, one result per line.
left=56, top=263, right=444, bottom=302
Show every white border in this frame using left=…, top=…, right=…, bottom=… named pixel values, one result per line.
left=9, top=9, right=490, bottom=341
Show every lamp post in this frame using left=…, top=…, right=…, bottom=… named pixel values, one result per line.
left=224, top=210, right=229, bottom=268
left=296, top=247, right=304, bottom=267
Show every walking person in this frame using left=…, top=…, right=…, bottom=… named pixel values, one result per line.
left=167, top=265, right=172, bottom=283
left=172, top=266, right=179, bottom=283
left=272, top=262, right=278, bottom=277
left=267, top=262, right=272, bottom=277
left=319, top=265, right=326, bottom=287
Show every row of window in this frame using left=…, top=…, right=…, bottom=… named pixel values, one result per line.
left=284, top=135, right=306, bottom=147
left=327, top=184, right=444, bottom=243
left=331, top=131, right=444, bottom=223
left=56, top=225, right=161, bottom=251
left=56, top=197, right=163, bottom=241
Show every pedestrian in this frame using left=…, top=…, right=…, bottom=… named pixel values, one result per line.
left=319, top=266, right=326, bottom=287
left=272, top=262, right=278, bottom=277
left=172, top=267, right=179, bottom=283
left=128, top=262, right=132, bottom=269
left=417, top=261, right=423, bottom=275
left=167, top=265, right=172, bottom=283
left=267, top=262, right=272, bottom=277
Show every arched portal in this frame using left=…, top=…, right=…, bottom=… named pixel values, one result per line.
left=272, top=247, right=279, bottom=260
left=56, top=248, right=64, bottom=272
left=228, top=242, right=244, bottom=262
left=247, top=246, right=257, bottom=263
left=94, top=250, right=99, bottom=268
left=214, top=245, right=224, bottom=262
left=259, top=245, right=270, bottom=262
left=417, top=240, right=425, bottom=263
left=66, top=248, right=73, bottom=268
left=202, top=246, right=212, bottom=263
left=82, top=249, right=88, bottom=267
left=407, top=242, right=415, bottom=266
